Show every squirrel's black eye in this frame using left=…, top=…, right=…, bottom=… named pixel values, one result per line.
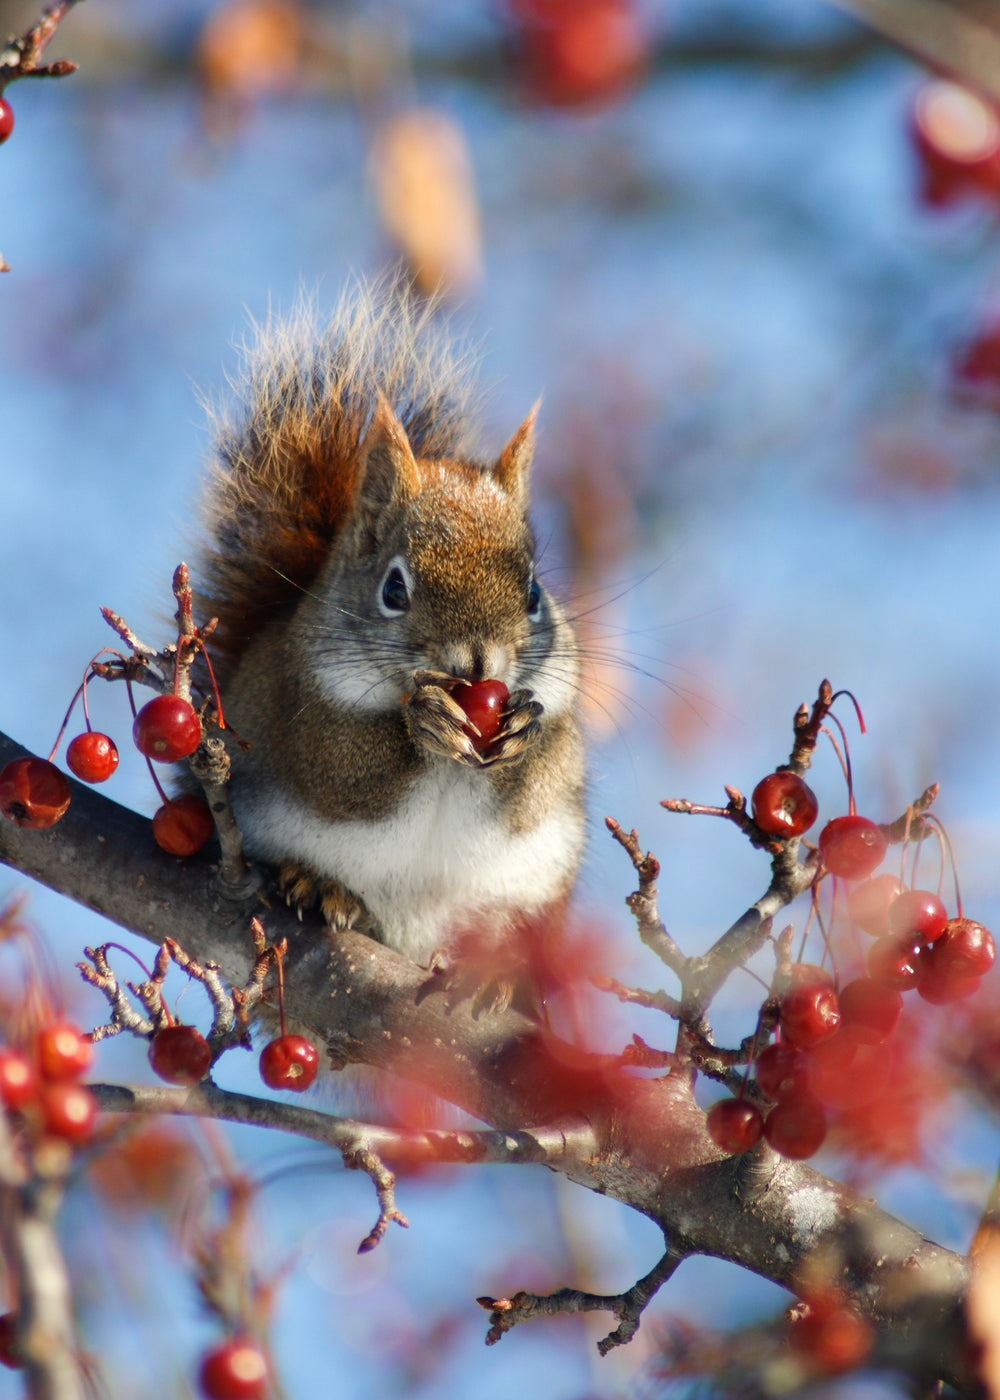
left=379, top=560, right=412, bottom=616
left=527, top=574, right=542, bottom=622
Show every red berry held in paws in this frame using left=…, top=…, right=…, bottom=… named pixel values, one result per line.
left=132, top=695, right=201, bottom=762
left=66, top=731, right=119, bottom=783
left=452, top=679, right=509, bottom=751
left=0, top=757, right=71, bottom=829
left=751, top=771, right=819, bottom=837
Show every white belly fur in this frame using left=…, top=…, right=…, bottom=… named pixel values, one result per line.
left=234, top=765, right=580, bottom=963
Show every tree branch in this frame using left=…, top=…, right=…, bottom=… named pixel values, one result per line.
left=0, top=730, right=981, bottom=1391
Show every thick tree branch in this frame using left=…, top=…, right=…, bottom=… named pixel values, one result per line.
left=0, top=730, right=981, bottom=1392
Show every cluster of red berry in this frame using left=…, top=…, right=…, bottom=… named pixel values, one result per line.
left=0, top=1020, right=97, bottom=1373
left=0, top=1020, right=96, bottom=1147
left=0, top=684, right=215, bottom=858
left=707, top=744, right=994, bottom=1162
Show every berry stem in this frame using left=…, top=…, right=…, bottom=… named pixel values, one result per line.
left=273, top=941, right=287, bottom=1038
left=99, top=941, right=155, bottom=983
left=144, top=756, right=171, bottom=807
left=193, top=636, right=226, bottom=730
left=922, top=814, right=964, bottom=918
left=828, top=687, right=867, bottom=734
left=822, top=715, right=856, bottom=815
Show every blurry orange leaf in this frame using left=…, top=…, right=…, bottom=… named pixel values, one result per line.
left=198, top=0, right=303, bottom=98
left=369, top=108, right=481, bottom=296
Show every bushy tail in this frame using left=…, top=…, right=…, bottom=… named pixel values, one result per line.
left=195, top=274, right=482, bottom=684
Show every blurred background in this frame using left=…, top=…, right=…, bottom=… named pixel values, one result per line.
left=3, top=0, right=1000, bottom=1395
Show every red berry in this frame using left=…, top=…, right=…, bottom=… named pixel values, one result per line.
left=910, top=80, right=1000, bottom=207
left=847, top=874, right=904, bottom=937
left=0, top=757, right=71, bottom=829
left=763, top=1094, right=827, bottom=1159
left=152, top=794, right=215, bottom=856
left=789, top=1295, right=873, bottom=1374
left=452, top=679, right=509, bottom=751
left=66, top=731, right=119, bottom=783
left=259, top=1034, right=319, bottom=1092
left=0, top=1313, right=21, bottom=1370
left=930, top=917, right=995, bottom=979
left=198, top=1336, right=269, bottom=1400
left=36, top=1023, right=94, bottom=1082
left=867, top=932, right=924, bottom=990
left=809, top=1038, right=882, bottom=1110
left=148, top=1025, right=212, bottom=1085
left=39, top=1082, right=97, bottom=1142
left=838, top=977, right=902, bottom=1045
left=0, top=98, right=13, bottom=146
left=779, top=983, right=841, bottom=1049
left=511, top=0, right=645, bottom=111
left=706, top=1097, right=763, bottom=1154
left=818, top=815, right=887, bottom=880
left=0, top=1049, right=35, bottom=1110
left=132, top=695, right=201, bottom=762
left=787, top=962, right=835, bottom=991
left=917, top=968, right=980, bottom=1005
left=754, top=1042, right=810, bottom=1101
left=751, top=771, right=819, bottom=838
left=888, top=888, right=948, bottom=943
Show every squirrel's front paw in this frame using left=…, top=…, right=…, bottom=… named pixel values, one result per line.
left=278, top=863, right=366, bottom=931
left=477, top=688, right=543, bottom=769
left=404, top=673, right=543, bottom=770
left=403, top=676, right=482, bottom=764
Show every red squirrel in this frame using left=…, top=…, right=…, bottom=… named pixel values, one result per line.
left=193, top=278, right=585, bottom=966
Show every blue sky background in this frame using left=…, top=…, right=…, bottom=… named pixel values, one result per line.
left=2, top=1, right=1000, bottom=1396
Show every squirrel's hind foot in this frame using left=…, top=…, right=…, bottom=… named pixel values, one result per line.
left=278, top=862, right=366, bottom=931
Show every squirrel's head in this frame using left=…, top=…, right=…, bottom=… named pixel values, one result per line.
left=306, top=396, right=567, bottom=707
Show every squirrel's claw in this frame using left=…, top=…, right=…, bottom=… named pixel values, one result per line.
left=279, top=863, right=366, bottom=931
left=476, top=691, right=543, bottom=768
left=404, top=680, right=483, bottom=764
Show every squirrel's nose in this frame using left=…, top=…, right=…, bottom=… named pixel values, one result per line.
left=439, top=642, right=511, bottom=684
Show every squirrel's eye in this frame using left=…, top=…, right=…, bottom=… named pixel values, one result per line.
left=379, top=560, right=412, bottom=616
left=526, top=574, right=542, bottom=622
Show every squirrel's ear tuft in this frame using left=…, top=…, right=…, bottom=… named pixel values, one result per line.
left=492, top=401, right=539, bottom=510
left=353, top=395, right=421, bottom=548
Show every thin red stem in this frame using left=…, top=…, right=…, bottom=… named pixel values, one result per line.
left=828, top=687, right=867, bottom=735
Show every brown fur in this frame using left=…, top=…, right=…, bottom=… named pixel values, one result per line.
left=195, top=280, right=482, bottom=687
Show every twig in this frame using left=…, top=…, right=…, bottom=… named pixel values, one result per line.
left=0, top=2, right=82, bottom=86
left=591, top=973, right=681, bottom=1019
left=831, top=0, right=1000, bottom=105
left=188, top=737, right=255, bottom=896
left=89, top=1080, right=592, bottom=1169
left=478, top=1242, right=685, bottom=1355
left=604, top=817, right=685, bottom=974
left=342, top=1146, right=409, bottom=1253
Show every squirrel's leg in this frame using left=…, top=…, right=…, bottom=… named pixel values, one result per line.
left=278, top=862, right=366, bottom=931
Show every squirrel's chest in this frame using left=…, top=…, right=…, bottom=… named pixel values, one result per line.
left=243, top=766, right=578, bottom=962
